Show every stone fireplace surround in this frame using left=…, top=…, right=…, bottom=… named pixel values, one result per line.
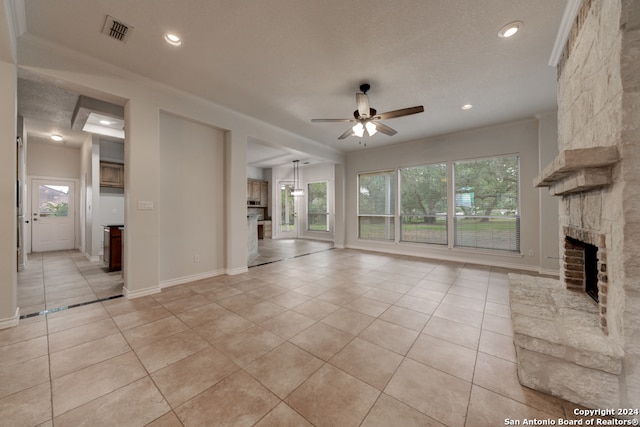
left=509, top=0, right=640, bottom=412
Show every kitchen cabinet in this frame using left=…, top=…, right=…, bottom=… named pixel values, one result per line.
left=100, top=162, right=124, bottom=188
left=257, top=220, right=272, bottom=239
left=103, top=225, right=123, bottom=271
left=247, top=179, right=269, bottom=207
left=263, top=220, right=272, bottom=239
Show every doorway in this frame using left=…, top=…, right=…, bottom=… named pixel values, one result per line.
left=279, top=181, right=297, bottom=238
left=30, top=178, right=76, bottom=252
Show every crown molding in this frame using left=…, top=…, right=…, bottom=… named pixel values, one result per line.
left=549, top=0, right=582, bottom=67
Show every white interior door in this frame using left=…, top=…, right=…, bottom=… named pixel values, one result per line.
left=31, top=179, right=75, bottom=252
left=279, top=182, right=297, bottom=238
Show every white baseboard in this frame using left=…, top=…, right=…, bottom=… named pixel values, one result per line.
left=83, top=252, right=100, bottom=262
left=226, top=266, right=249, bottom=275
left=0, top=308, right=20, bottom=330
left=539, top=268, right=560, bottom=277
left=160, top=269, right=225, bottom=289
left=123, top=285, right=161, bottom=299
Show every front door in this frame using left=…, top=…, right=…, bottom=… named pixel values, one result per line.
left=279, top=182, right=297, bottom=238
left=31, top=179, right=75, bottom=252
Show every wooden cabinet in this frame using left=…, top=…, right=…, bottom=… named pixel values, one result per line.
left=263, top=220, right=272, bottom=239
left=100, top=162, right=124, bottom=188
left=104, top=225, right=123, bottom=271
left=247, top=179, right=269, bottom=207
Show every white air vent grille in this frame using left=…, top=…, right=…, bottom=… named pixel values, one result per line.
left=102, top=15, right=132, bottom=42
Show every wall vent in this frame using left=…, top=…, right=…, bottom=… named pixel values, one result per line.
left=102, top=15, right=132, bottom=43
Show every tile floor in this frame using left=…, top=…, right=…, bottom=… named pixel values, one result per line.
left=3, top=249, right=596, bottom=426
left=17, top=251, right=124, bottom=317
left=249, top=238, right=334, bottom=267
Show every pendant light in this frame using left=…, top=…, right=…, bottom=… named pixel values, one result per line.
left=291, top=160, right=304, bottom=197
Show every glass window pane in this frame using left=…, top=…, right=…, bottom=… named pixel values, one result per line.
left=280, top=184, right=295, bottom=232
left=358, top=216, right=395, bottom=240
left=358, top=171, right=395, bottom=240
left=358, top=172, right=394, bottom=215
left=39, top=185, right=70, bottom=217
left=453, top=155, right=520, bottom=251
left=400, top=163, right=447, bottom=244
left=307, top=182, right=328, bottom=231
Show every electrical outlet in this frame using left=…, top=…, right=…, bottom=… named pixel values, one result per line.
left=528, top=250, right=534, bottom=256
left=194, top=255, right=199, bottom=263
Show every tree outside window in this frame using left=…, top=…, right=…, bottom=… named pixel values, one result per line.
left=307, top=181, right=328, bottom=231
left=358, top=171, right=394, bottom=240
left=400, top=163, right=447, bottom=244
left=453, top=155, right=520, bottom=251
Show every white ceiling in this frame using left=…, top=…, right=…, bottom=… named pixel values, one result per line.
left=14, top=0, right=567, bottom=167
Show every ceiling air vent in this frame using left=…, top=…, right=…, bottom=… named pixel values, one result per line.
left=102, top=15, right=132, bottom=42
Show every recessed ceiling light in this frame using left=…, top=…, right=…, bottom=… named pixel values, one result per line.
left=462, top=104, right=473, bottom=110
left=163, top=33, right=182, bottom=46
left=50, top=134, right=64, bottom=142
left=498, top=21, right=523, bottom=38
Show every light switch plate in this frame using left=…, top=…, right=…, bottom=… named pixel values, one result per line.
left=137, top=201, right=154, bottom=210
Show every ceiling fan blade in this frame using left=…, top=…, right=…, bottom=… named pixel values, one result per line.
left=338, top=127, right=354, bottom=140
left=356, top=93, right=370, bottom=118
left=374, top=105, right=424, bottom=120
left=311, top=118, right=356, bottom=123
left=373, top=121, right=397, bottom=136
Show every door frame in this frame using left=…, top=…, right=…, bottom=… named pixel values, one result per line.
left=276, top=180, right=299, bottom=239
left=26, top=175, right=80, bottom=254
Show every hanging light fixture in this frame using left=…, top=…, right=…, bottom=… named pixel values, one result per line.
left=291, top=160, right=305, bottom=197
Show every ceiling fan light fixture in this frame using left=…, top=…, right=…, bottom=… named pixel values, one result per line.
left=352, top=123, right=365, bottom=137
left=365, top=121, right=377, bottom=136
left=163, top=33, right=183, bottom=46
left=498, top=21, right=523, bottom=38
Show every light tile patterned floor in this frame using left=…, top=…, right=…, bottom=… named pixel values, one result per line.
left=3, top=248, right=595, bottom=426
left=17, top=251, right=124, bottom=316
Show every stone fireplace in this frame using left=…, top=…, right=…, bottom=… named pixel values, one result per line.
left=509, top=0, right=640, bottom=412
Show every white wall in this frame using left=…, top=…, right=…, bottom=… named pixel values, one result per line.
left=345, top=118, right=556, bottom=272
left=247, top=166, right=265, bottom=180
left=0, top=58, right=18, bottom=327
left=537, top=112, right=559, bottom=274
left=26, top=141, right=81, bottom=179
left=158, top=111, right=225, bottom=285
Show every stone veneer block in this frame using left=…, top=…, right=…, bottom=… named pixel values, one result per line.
left=509, top=273, right=624, bottom=408
left=534, top=147, right=618, bottom=188
left=548, top=167, right=612, bottom=196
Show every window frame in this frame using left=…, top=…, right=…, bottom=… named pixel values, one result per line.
left=452, top=154, right=521, bottom=253
left=399, top=162, right=448, bottom=245
left=356, top=153, right=521, bottom=254
left=357, top=170, right=395, bottom=241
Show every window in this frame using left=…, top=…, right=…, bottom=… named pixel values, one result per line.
left=453, top=155, right=520, bottom=252
left=400, top=163, right=447, bottom=244
left=307, top=181, right=328, bottom=231
left=38, top=185, right=70, bottom=217
left=358, top=171, right=395, bottom=240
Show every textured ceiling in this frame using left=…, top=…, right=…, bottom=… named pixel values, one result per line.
left=15, top=0, right=567, bottom=164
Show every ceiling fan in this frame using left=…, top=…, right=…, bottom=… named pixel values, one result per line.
left=311, top=84, right=424, bottom=140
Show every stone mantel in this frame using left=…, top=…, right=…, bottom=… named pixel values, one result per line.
left=534, top=147, right=619, bottom=196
